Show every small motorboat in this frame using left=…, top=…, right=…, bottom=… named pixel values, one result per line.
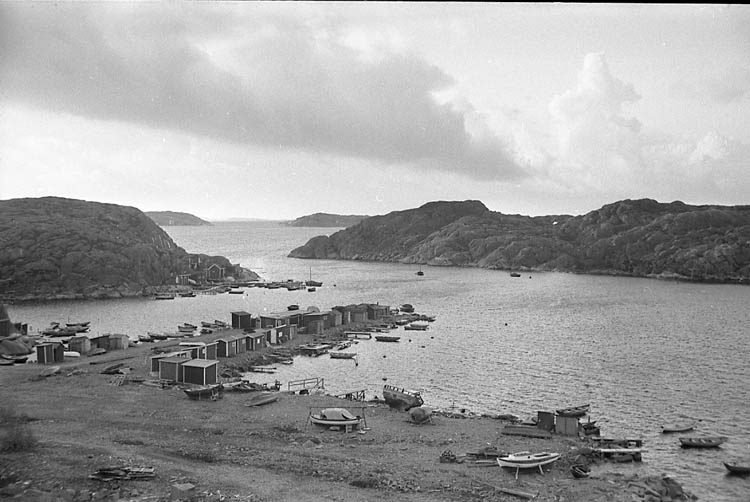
left=497, top=452, right=561, bottom=479
left=724, top=461, right=750, bottom=475
left=571, top=464, right=590, bottom=479
left=245, top=392, right=279, bottom=407
left=375, top=335, right=400, bottom=342
left=329, top=351, right=357, bottom=359
left=309, top=408, right=362, bottom=428
left=555, top=404, right=590, bottom=417
left=662, top=421, right=696, bottom=433
left=679, top=436, right=728, bottom=448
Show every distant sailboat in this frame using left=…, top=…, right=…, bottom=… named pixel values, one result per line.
left=305, top=267, right=322, bottom=287
left=416, top=265, right=424, bottom=276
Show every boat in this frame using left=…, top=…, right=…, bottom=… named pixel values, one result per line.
left=416, top=265, right=424, bottom=276
left=148, top=331, right=168, bottom=340
left=154, top=293, right=175, bottom=300
left=307, top=287, right=316, bottom=292
left=679, top=436, right=728, bottom=448
left=399, top=304, right=415, bottom=313
left=581, top=420, right=600, bottom=436
left=287, top=304, right=300, bottom=311
left=244, top=392, right=279, bottom=407
left=309, top=408, right=362, bottom=428
left=382, top=384, right=423, bottom=411
left=178, top=291, right=196, bottom=297
left=496, top=452, right=561, bottom=479
left=0, top=354, right=28, bottom=364
left=555, top=404, right=590, bottom=417
left=330, top=351, right=357, bottom=359
left=571, top=464, right=590, bottom=479
left=138, top=333, right=153, bottom=343
left=183, top=383, right=223, bottom=400
left=404, top=322, right=428, bottom=331
left=724, top=461, right=750, bottom=475
left=662, top=422, right=696, bottom=433
left=305, top=267, right=323, bottom=287
left=228, top=288, right=244, bottom=294
left=510, top=272, right=521, bottom=277
left=375, top=335, right=400, bottom=342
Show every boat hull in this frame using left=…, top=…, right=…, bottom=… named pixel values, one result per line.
left=679, top=436, right=727, bottom=448
left=724, top=462, right=750, bottom=474
left=382, top=385, right=423, bottom=411
left=183, top=384, right=223, bottom=400
left=556, top=404, right=590, bottom=417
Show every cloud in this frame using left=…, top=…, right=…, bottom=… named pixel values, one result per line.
left=673, top=66, right=750, bottom=104
left=0, top=3, right=525, bottom=182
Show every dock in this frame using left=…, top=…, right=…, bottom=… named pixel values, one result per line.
left=334, top=389, right=366, bottom=401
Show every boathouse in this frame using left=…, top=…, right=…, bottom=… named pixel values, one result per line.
left=179, top=341, right=207, bottom=359
left=216, top=333, right=247, bottom=357
left=366, top=303, right=390, bottom=320
left=231, top=311, right=255, bottom=330
left=158, top=356, right=189, bottom=382
left=266, top=324, right=297, bottom=344
left=555, top=415, right=580, bottom=436
left=302, top=310, right=332, bottom=334
left=36, top=342, right=64, bottom=364
left=67, top=335, right=91, bottom=355
left=249, top=330, right=268, bottom=350
left=332, top=306, right=351, bottom=325
left=150, top=351, right=191, bottom=374
left=204, top=341, right=218, bottom=360
left=182, top=359, right=218, bottom=386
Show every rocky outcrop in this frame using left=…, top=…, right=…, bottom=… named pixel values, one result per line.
left=289, top=198, right=750, bottom=284
left=145, top=211, right=212, bottom=226
left=0, top=197, right=256, bottom=302
left=286, top=213, right=369, bottom=228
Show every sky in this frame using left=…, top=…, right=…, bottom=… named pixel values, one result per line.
left=1, top=2, right=749, bottom=221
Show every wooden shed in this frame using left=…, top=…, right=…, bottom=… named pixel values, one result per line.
left=182, top=359, right=218, bottom=386
left=158, top=356, right=189, bottom=382
left=36, top=342, right=64, bottom=364
left=67, top=335, right=91, bottom=355
left=555, top=415, right=580, bottom=436
left=249, top=331, right=268, bottom=351
left=231, top=311, right=254, bottom=330
left=204, top=341, right=218, bottom=360
left=150, top=351, right=191, bottom=374
left=216, top=334, right=247, bottom=358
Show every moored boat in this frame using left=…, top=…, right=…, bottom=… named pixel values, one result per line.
left=309, top=408, right=362, bottom=428
left=329, top=351, right=357, bottom=359
left=724, top=461, right=750, bottom=475
left=679, top=436, right=728, bottom=448
left=375, top=335, right=400, bottom=342
left=662, top=422, right=696, bottom=433
left=497, top=452, right=561, bottom=479
left=383, top=384, right=423, bottom=411
left=556, top=404, right=590, bottom=417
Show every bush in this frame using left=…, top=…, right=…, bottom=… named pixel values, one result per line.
left=0, top=407, right=37, bottom=452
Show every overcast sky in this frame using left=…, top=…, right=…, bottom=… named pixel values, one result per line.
left=1, top=3, right=749, bottom=220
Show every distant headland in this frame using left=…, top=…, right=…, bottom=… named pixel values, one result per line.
left=0, top=197, right=257, bottom=302
left=286, top=212, right=369, bottom=228
left=289, top=198, right=750, bottom=284
left=145, top=211, right=212, bottom=226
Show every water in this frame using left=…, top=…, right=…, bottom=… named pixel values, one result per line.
left=8, top=221, right=750, bottom=501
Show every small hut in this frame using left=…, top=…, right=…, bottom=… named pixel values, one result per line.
left=182, top=359, right=218, bottom=386
left=36, top=342, right=64, bottom=364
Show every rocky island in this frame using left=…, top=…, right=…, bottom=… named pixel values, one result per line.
left=0, top=197, right=257, bottom=302
left=145, top=211, right=212, bottom=226
left=286, top=212, right=369, bottom=228
left=289, top=199, right=750, bottom=284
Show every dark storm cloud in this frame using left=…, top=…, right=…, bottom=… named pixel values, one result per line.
left=0, top=3, right=526, bottom=181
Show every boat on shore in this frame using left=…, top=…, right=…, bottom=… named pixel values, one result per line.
left=330, top=351, right=357, bottom=359
left=404, top=322, right=428, bottom=331
left=497, top=452, right=561, bottom=479
left=309, top=408, right=362, bottom=428
left=244, top=392, right=279, bottom=407
left=556, top=404, right=590, bottom=417
left=679, top=436, right=728, bottom=448
left=724, top=461, right=750, bottom=475
left=183, top=383, right=223, bottom=400
left=154, top=293, right=175, bottom=300
left=383, top=384, right=423, bottom=411
left=571, top=464, right=590, bottom=479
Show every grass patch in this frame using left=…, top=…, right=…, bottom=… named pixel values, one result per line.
left=0, top=406, right=37, bottom=452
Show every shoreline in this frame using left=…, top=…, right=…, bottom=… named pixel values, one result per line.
left=0, top=326, right=696, bottom=501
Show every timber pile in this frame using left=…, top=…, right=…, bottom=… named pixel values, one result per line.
left=626, top=475, right=693, bottom=501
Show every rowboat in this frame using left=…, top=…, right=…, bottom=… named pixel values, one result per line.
left=497, top=452, right=561, bottom=479
left=555, top=404, right=590, bottom=417
left=662, top=422, right=696, bottom=433
left=329, top=351, right=357, bottom=359
left=309, top=408, right=362, bottom=428
left=679, top=436, right=728, bottom=448
left=375, top=335, right=400, bottom=342
left=724, top=462, right=750, bottom=475
left=571, top=464, right=590, bottom=479
left=383, top=384, right=423, bottom=411
left=244, top=392, right=279, bottom=407
left=183, top=383, right=223, bottom=400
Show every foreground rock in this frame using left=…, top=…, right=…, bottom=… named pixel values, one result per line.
left=0, top=197, right=257, bottom=302
left=289, top=198, right=750, bottom=284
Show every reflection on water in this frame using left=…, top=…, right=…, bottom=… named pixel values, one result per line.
left=8, top=222, right=750, bottom=501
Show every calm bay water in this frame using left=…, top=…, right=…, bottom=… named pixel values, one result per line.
left=8, top=221, right=750, bottom=500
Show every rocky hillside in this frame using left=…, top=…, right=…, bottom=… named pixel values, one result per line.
left=0, top=197, right=256, bottom=301
left=286, top=213, right=369, bottom=227
left=145, top=211, right=211, bottom=226
left=289, top=199, right=750, bottom=283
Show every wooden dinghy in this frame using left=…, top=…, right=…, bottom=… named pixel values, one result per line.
left=244, top=392, right=279, bottom=407
left=497, top=451, right=561, bottom=479
left=662, top=421, right=696, bottom=433
left=679, top=436, right=728, bottom=448
left=571, top=464, right=590, bottom=478
left=309, top=408, right=362, bottom=428
left=555, top=404, right=590, bottom=417
left=724, top=461, right=750, bottom=475
left=183, top=383, right=223, bottom=401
